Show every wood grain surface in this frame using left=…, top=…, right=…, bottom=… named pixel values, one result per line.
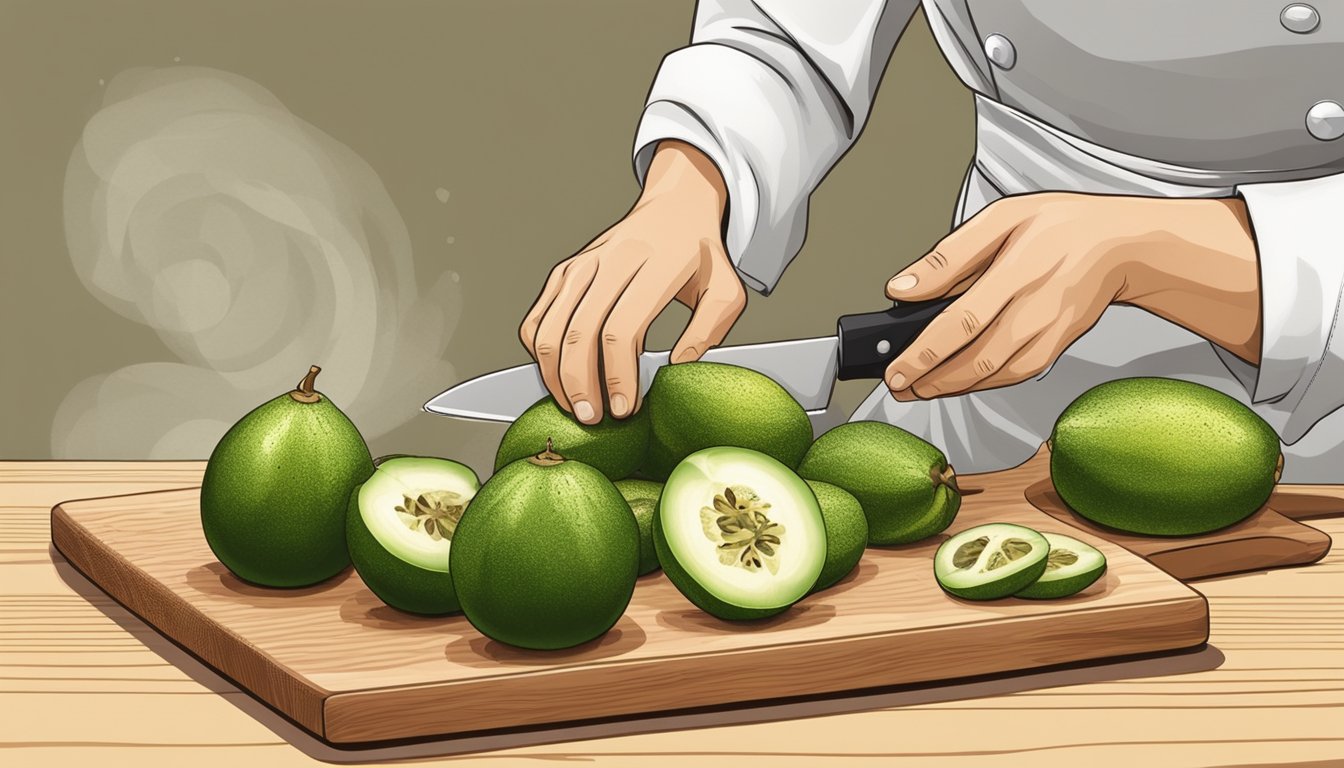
left=6, top=460, right=1343, bottom=766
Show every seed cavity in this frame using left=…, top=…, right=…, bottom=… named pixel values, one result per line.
left=1045, top=548, right=1079, bottom=571
left=952, top=536, right=989, bottom=569
left=952, top=535, right=1037, bottom=572
left=396, top=490, right=467, bottom=541
left=699, top=485, right=785, bottom=574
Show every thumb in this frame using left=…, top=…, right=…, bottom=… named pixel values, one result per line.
left=886, top=206, right=1016, bottom=301
left=671, top=279, right=747, bottom=364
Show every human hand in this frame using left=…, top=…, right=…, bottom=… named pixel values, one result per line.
left=518, top=141, right=746, bottom=424
left=882, top=193, right=1261, bottom=401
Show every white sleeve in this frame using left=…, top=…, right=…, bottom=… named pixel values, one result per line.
left=632, top=0, right=921, bottom=295
left=1220, top=172, right=1344, bottom=444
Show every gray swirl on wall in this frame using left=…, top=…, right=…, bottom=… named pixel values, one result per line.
left=56, top=66, right=460, bottom=458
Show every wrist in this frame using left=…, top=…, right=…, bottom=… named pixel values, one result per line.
left=638, top=140, right=728, bottom=230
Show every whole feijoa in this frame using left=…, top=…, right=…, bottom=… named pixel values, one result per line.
left=798, top=421, right=961, bottom=546
left=200, top=366, right=373, bottom=588
left=347, top=456, right=480, bottom=615
left=641, top=362, right=813, bottom=481
left=1050, top=377, right=1283, bottom=536
left=805, top=480, right=868, bottom=593
left=451, top=443, right=638, bottom=650
left=495, top=396, right=649, bottom=480
left=614, top=478, right=663, bottom=575
left=655, top=447, right=827, bottom=621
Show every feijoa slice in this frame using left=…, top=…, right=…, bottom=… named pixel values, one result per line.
left=934, top=523, right=1049, bottom=601
left=1014, top=532, right=1107, bottom=599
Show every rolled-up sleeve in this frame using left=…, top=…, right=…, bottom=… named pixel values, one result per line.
left=632, top=0, right=920, bottom=295
left=1225, top=172, right=1344, bottom=444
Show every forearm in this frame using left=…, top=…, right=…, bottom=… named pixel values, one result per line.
left=636, top=141, right=728, bottom=230
left=1113, top=197, right=1263, bottom=365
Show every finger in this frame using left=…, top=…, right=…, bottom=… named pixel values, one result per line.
left=601, top=268, right=679, bottom=418
left=519, top=261, right=570, bottom=357
left=671, top=272, right=747, bottom=364
left=907, top=301, right=1047, bottom=398
left=886, top=199, right=1024, bottom=301
left=884, top=279, right=1015, bottom=393
left=974, top=311, right=1093, bottom=391
left=559, top=266, right=643, bottom=424
left=533, top=258, right=598, bottom=412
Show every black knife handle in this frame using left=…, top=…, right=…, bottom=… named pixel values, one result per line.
left=836, top=297, right=957, bottom=381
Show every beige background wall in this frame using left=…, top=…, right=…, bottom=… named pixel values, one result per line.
left=0, top=0, right=972, bottom=475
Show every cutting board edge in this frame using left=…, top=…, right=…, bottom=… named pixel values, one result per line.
left=50, top=500, right=335, bottom=740
left=318, top=591, right=1210, bottom=744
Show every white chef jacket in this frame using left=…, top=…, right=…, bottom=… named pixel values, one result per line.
left=631, top=1, right=1344, bottom=482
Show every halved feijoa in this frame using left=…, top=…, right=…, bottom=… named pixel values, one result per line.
left=934, top=523, right=1049, bottom=601
left=347, top=456, right=479, bottom=615
left=805, top=480, right=868, bottom=593
left=614, top=478, right=663, bottom=575
left=655, top=447, right=827, bottom=620
left=1014, top=532, right=1107, bottom=599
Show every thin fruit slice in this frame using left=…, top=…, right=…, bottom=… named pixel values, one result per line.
left=348, top=456, right=479, bottom=615
left=614, top=478, right=663, bottom=575
left=934, top=523, right=1049, bottom=601
left=655, top=446, right=827, bottom=621
left=1014, top=532, right=1107, bottom=599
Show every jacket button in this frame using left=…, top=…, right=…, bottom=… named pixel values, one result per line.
left=984, top=34, right=1016, bottom=70
left=1281, top=4, right=1320, bottom=33
left=1307, top=100, right=1344, bottom=141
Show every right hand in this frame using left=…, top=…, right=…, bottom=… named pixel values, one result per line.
left=519, top=140, right=747, bottom=425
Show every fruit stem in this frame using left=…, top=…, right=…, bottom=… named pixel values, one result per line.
left=931, top=464, right=962, bottom=495
left=289, top=365, right=323, bottom=404
left=528, top=437, right=567, bottom=467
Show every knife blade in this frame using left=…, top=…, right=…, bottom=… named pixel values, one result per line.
left=423, top=296, right=955, bottom=422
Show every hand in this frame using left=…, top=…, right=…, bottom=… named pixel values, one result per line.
left=519, top=141, right=746, bottom=424
left=883, top=192, right=1262, bottom=401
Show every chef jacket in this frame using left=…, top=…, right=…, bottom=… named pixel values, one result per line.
left=630, top=1, right=1344, bottom=482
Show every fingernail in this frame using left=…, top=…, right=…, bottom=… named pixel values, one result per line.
left=610, top=393, right=629, bottom=417
left=574, top=400, right=595, bottom=423
left=888, top=274, right=918, bottom=293
left=888, top=372, right=907, bottom=390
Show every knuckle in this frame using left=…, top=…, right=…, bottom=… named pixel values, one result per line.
left=916, top=346, right=941, bottom=367
left=960, top=308, right=982, bottom=337
left=534, top=341, right=558, bottom=359
left=922, top=249, right=950, bottom=271
left=563, top=327, right=585, bottom=347
left=975, top=356, right=999, bottom=376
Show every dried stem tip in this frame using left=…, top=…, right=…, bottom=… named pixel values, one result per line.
left=930, top=464, right=962, bottom=495
left=289, top=365, right=323, bottom=403
left=528, top=437, right=566, bottom=467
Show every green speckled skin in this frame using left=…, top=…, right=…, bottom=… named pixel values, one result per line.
left=1050, top=377, right=1283, bottom=537
left=200, top=391, right=374, bottom=588
left=806, top=480, right=868, bottom=593
left=798, top=421, right=960, bottom=546
left=641, top=362, right=813, bottom=481
left=451, top=457, right=638, bottom=650
left=614, top=479, right=663, bottom=575
left=346, top=485, right=459, bottom=615
left=495, top=396, right=649, bottom=480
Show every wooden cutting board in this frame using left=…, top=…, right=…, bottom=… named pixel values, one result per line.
left=49, top=445, right=1332, bottom=745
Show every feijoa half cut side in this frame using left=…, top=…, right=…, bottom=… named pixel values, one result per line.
left=347, top=456, right=480, bottom=615
left=1014, top=532, right=1107, bottom=599
left=655, top=447, right=827, bottom=621
left=934, top=523, right=1049, bottom=601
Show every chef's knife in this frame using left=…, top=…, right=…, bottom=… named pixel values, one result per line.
left=423, top=296, right=956, bottom=422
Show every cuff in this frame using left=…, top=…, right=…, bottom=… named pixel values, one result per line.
left=631, top=43, right=845, bottom=296
left=1227, top=172, right=1344, bottom=442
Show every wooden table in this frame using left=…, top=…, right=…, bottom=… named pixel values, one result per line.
left=4, top=462, right=1342, bottom=767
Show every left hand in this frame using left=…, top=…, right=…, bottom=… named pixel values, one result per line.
left=883, top=192, right=1262, bottom=401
